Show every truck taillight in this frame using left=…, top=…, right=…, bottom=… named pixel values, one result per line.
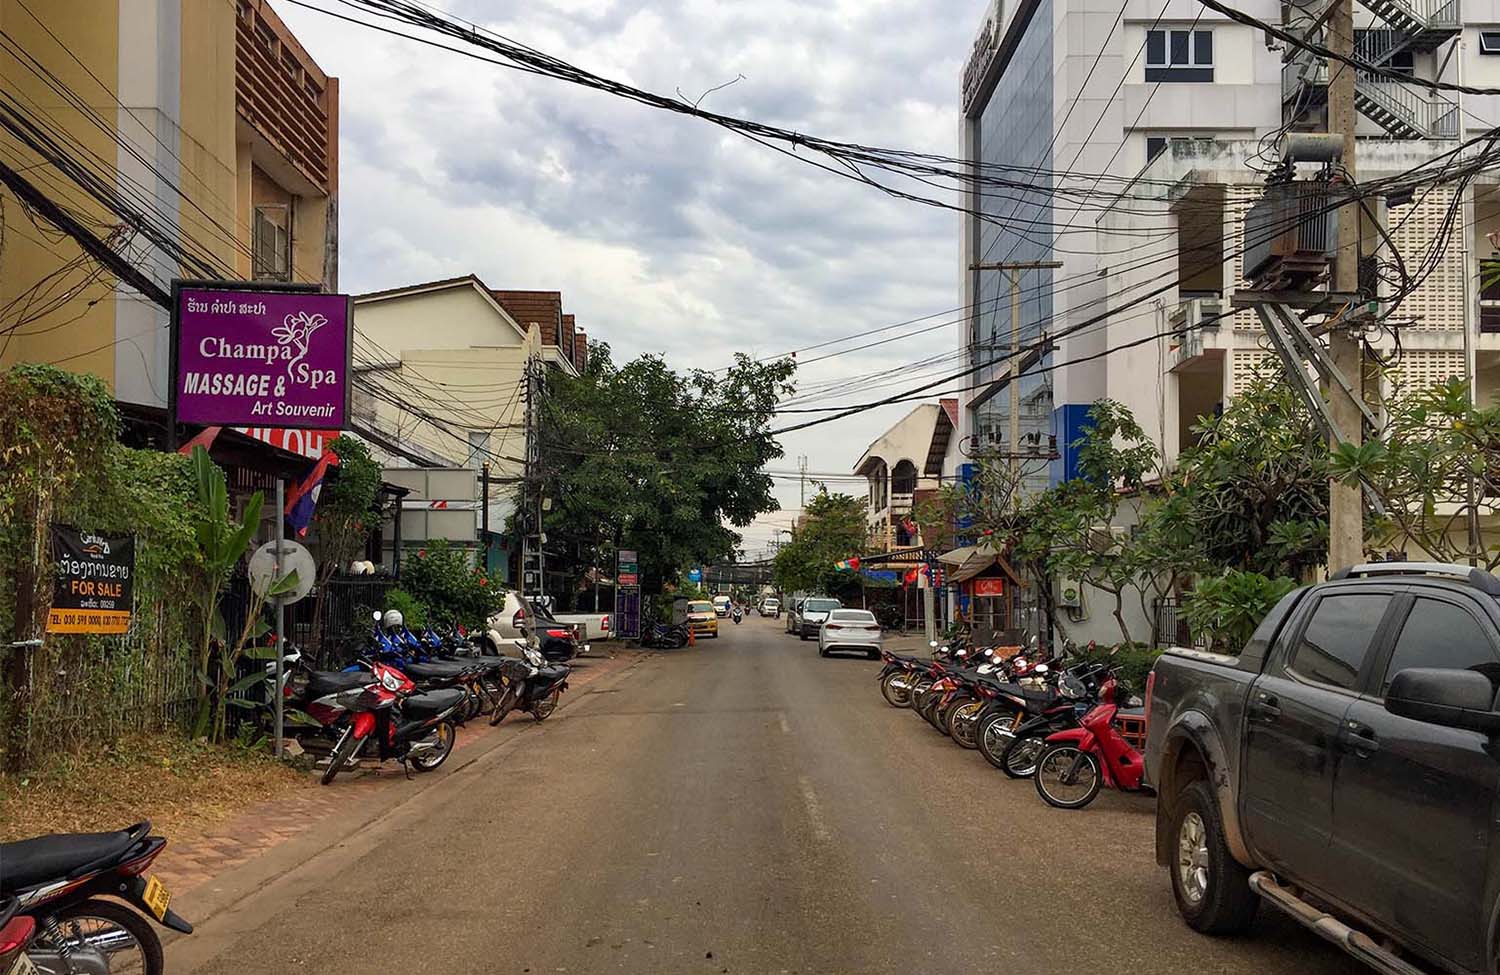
left=1144, top=671, right=1156, bottom=719
left=513, top=610, right=524, bottom=629
left=546, top=629, right=571, bottom=639
left=602, top=616, right=610, bottom=630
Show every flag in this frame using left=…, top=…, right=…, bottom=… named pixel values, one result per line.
left=177, top=426, right=222, bottom=455
left=285, top=447, right=339, bottom=538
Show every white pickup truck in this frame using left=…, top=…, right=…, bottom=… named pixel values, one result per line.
left=526, top=595, right=612, bottom=644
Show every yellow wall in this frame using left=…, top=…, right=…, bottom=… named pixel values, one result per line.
left=177, top=0, right=239, bottom=276
left=0, top=0, right=122, bottom=381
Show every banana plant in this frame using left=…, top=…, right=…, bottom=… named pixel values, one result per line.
left=187, top=445, right=265, bottom=740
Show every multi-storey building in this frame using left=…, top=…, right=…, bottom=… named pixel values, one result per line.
left=0, top=0, right=338, bottom=407
left=853, top=400, right=958, bottom=552
left=957, top=0, right=1488, bottom=482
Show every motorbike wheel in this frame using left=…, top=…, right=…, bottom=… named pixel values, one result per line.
left=409, top=720, right=456, bottom=772
left=489, top=685, right=521, bottom=726
left=532, top=689, right=561, bottom=721
left=879, top=671, right=913, bottom=708
left=672, top=631, right=689, bottom=649
left=320, top=727, right=364, bottom=785
left=977, top=707, right=1022, bottom=770
left=1000, top=731, right=1049, bottom=778
left=1034, top=743, right=1103, bottom=809
left=934, top=694, right=970, bottom=737
left=43, top=898, right=164, bottom=975
left=919, top=693, right=945, bottom=730
left=947, top=699, right=985, bottom=748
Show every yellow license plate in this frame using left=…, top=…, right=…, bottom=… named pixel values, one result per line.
left=8, top=951, right=39, bottom=975
left=141, top=875, right=171, bottom=921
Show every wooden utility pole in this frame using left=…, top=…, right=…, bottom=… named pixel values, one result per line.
left=970, top=260, right=1063, bottom=473
left=1326, top=0, right=1364, bottom=572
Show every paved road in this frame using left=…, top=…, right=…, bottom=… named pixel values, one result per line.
left=175, top=616, right=1362, bottom=975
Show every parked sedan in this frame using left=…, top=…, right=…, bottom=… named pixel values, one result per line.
left=817, top=609, right=882, bottom=658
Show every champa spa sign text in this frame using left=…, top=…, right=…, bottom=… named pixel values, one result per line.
left=173, top=284, right=353, bottom=430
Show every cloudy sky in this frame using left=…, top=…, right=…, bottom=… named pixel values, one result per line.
left=274, top=0, right=978, bottom=558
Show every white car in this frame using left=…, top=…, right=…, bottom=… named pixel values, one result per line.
left=818, top=609, right=883, bottom=659
left=759, top=598, right=780, bottom=617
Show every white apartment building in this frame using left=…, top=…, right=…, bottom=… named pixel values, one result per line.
left=957, top=0, right=1500, bottom=482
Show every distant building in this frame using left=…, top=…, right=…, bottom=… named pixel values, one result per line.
left=853, top=400, right=959, bottom=552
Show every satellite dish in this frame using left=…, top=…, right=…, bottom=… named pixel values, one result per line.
left=249, top=540, right=316, bottom=605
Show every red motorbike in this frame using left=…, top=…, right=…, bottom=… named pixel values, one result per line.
left=1032, top=677, right=1151, bottom=809
left=320, top=660, right=466, bottom=785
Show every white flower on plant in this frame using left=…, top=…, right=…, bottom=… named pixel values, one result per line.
left=272, top=311, right=328, bottom=384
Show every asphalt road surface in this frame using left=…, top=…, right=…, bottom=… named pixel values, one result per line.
left=175, top=615, right=1364, bottom=975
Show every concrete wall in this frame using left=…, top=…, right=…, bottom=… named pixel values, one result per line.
left=353, top=282, right=536, bottom=475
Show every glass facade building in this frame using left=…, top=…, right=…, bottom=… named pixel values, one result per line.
left=968, top=8, right=1055, bottom=496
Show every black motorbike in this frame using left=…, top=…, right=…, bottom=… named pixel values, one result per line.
left=1, top=821, right=193, bottom=975
left=639, top=616, right=690, bottom=649
left=486, top=639, right=571, bottom=725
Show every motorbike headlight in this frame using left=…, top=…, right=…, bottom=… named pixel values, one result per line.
left=381, top=671, right=403, bottom=692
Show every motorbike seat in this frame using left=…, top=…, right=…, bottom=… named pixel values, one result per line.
left=307, top=670, right=370, bottom=699
left=537, top=664, right=570, bottom=680
left=402, top=687, right=467, bottom=721
left=0, top=826, right=142, bottom=893
left=400, top=660, right=471, bottom=682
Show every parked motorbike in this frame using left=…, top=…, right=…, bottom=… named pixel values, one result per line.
left=320, top=660, right=466, bottom=785
left=997, top=661, right=1112, bottom=777
left=0, top=821, right=192, bottom=975
left=486, top=639, right=570, bottom=725
left=1032, top=676, right=1151, bottom=809
left=639, top=616, right=690, bottom=649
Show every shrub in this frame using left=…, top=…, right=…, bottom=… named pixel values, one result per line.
left=1184, top=570, right=1298, bottom=652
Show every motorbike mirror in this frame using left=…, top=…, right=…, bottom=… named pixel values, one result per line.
left=1034, top=663, right=1049, bottom=674
left=929, top=640, right=939, bottom=648
left=372, top=611, right=381, bottom=622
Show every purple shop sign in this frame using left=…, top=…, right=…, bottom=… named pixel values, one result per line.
left=172, top=285, right=353, bottom=430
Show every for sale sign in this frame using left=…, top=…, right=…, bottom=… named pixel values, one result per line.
left=47, top=526, right=135, bottom=634
left=172, top=283, right=353, bottom=430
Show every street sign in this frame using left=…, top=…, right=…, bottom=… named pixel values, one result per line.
left=248, top=540, right=316, bottom=604
left=615, top=549, right=641, bottom=639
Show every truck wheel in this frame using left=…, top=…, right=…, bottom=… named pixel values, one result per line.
left=1171, top=780, right=1259, bottom=934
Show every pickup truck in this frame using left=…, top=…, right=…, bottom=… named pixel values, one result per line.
left=1144, top=562, right=1500, bottom=975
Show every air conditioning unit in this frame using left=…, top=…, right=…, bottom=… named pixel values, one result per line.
left=1057, top=577, right=1082, bottom=608
left=1243, top=181, right=1338, bottom=290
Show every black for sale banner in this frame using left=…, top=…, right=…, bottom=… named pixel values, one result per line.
left=47, top=526, right=135, bottom=634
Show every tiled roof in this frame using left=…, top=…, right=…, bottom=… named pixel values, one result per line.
left=490, top=290, right=562, bottom=345
left=561, top=313, right=577, bottom=362
left=574, top=328, right=589, bottom=372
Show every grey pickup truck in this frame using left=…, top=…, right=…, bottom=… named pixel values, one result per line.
left=1144, top=562, right=1500, bottom=975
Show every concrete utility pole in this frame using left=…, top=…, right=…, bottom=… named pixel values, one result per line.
left=798, top=455, right=808, bottom=508
left=1326, top=0, right=1364, bottom=572
left=970, top=260, right=1062, bottom=473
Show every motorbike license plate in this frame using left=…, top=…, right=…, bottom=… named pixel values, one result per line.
left=141, top=875, right=171, bottom=921
left=7, top=952, right=39, bottom=975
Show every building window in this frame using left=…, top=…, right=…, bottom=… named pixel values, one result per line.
left=281, top=47, right=303, bottom=82
left=1146, top=28, right=1214, bottom=82
left=1480, top=30, right=1500, bottom=55
left=1481, top=257, right=1500, bottom=333
left=1356, top=30, right=1414, bottom=75
left=254, top=18, right=279, bottom=58
left=252, top=204, right=291, bottom=282
left=236, top=0, right=253, bottom=23
left=467, top=430, right=491, bottom=468
left=303, top=75, right=323, bottom=102
left=1146, top=134, right=1219, bottom=163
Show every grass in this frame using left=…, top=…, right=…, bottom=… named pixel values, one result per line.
left=0, top=732, right=304, bottom=844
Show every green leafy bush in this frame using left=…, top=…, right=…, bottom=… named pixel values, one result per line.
left=1184, top=570, right=1298, bottom=652
left=401, top=540, right=502, bottom=626
left=382, top=588, right=427, bottom=628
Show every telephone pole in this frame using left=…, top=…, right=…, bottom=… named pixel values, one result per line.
left=798, top=455, right=808, bottom=508
left=970, top=260, right=1062, bottom=473
left=1326, top=0, right=1364, bottom=572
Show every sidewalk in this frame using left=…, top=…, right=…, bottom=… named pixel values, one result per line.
left=154, top=648, right=655, bottom=896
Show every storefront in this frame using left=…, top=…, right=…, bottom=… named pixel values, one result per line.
left=939, top=544, right=1029, bottom=644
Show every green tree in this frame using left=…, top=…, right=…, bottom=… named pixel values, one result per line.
left=1330, top=376, right=1500, bottom=568
left=306, top=435, right=382, bottom=650
left=537, top=343, right=795, bottom=594
left=771, top=492, right=869, bottom=598
left=401, top=540, right=502, bottom=625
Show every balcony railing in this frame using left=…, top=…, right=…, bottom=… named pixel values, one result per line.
left=890, top=492, right=915, bottom=513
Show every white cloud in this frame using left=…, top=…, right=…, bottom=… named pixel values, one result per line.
left=274, top=0, right=977, bottom=531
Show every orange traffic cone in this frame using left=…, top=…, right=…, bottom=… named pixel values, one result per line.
left=687, top=627, right=696, bottom=647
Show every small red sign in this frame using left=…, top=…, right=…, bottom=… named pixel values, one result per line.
left=619, top=572, right=639, bottom=586
left=971, top=578, right=1005, bottom=596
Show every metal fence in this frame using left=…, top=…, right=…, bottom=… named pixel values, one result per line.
left=1151, top=597, right=1192, bottom=649
left=221, top=574, right=396, bottom=669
